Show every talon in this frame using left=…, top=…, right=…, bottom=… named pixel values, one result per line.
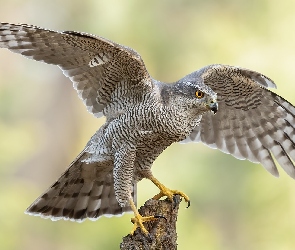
left=149, top=176, right=190, bottom=208
left=130, top=213, right=156, bottom=235
left=186, top=200, right=191, bottom=208
left=154, top=215, right=167, bottom=221
left=172, top=194, right=190, bottom=209
left=128, top=197, right=159, bottom=235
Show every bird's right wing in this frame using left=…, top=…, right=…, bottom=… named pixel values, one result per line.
left=183, top=64, right=295, bottom=178
left=0, top=22, right=154, bottom=118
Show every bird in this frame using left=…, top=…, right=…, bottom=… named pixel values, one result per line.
left=0, top=22, right=295, bottom=235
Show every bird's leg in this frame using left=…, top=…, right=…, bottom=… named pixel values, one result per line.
left=149, top=175, right=190, bottom=208
left=128, top=197, right=158, bottom=235
left=113, top=145, right=162, bottom=235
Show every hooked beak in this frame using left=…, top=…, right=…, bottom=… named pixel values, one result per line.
left=209, top=101, right=218, bottom=114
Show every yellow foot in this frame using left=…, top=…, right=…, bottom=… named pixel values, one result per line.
left=128, top=197, right=165, bottom=235
left=130, top=213, right=157, bottom=235
left=150, top=176, right=190, bottom=208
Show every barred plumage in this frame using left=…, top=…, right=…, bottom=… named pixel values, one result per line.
left=0, top=23, right=295, bottom=233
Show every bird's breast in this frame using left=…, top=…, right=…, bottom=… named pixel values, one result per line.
left=140, top=105, right=201, bottom=142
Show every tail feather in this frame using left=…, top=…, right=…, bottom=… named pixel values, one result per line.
left=25, top=151, right=137, bottom=221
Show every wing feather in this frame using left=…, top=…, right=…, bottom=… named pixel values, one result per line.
left=0, top=22, right=153, bottom=118
left=183, top=64, right=295, bottom=178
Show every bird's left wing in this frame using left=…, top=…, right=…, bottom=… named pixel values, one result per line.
left=183, top=64, right=295, bottom=178
left=0, top=22, right=153, bottom=118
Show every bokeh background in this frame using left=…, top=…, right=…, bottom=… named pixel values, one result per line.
left=0, top=0, right=295, bottom=249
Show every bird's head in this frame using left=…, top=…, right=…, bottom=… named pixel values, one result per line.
left=172, top=80, right=218, bottom=115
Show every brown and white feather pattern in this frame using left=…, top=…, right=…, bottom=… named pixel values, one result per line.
left=0, top=22, right=151, bottom=118
left=25, top=149, right=137, bottom=221
left=1, top=23, right=295, bottom=224
left=183, top=64, right=295, bottom=178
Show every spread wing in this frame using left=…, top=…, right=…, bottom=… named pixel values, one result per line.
left=183, top=64, right=295, bottom=178
left=0, top=22, right=153, bottom=118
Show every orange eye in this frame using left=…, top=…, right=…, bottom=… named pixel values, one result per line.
left=195, top=90, right=204, bottom=99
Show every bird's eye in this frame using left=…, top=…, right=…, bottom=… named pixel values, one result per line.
left=195, top=90, right=204, bottom=99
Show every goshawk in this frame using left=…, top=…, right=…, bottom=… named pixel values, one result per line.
left=0, top=22, right=294, bottom=234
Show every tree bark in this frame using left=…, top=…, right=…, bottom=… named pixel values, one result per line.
left=120, top=195, right=181, bottom=250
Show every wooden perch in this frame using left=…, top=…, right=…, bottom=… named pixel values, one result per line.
left=120, top=195, right=181, bottom=250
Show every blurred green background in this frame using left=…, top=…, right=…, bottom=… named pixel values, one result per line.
left=0, top=0, right=295, bottom=249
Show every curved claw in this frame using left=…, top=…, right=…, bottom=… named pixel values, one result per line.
left=186, top=200, right=191, bottom=208
left=153, top=188, right=190, bottom=208
left=149, top=175, right=190, bottom=209
left=173, top=194, right=190, bottom=209
left=154, top=215, right=167, bottom=221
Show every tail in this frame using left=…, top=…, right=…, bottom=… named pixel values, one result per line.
left=25, top=150, right=136, bottom=221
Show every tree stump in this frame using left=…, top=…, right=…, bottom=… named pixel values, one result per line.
left=120, top=195, right=181, bottom=250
